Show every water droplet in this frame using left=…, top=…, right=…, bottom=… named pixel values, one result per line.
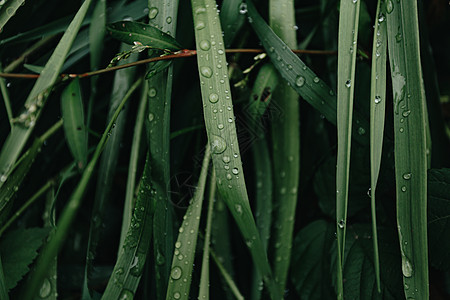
left=217, top=123, right=224, bottom=130
left=166, top=17, right=172, bottom=24
left=149, top=7, right=158, bottom=19
left=210, top=135, right=227, bottom=154
left=156, top=252, right=166, bottom=265
left=235, top=204, right=242, bottom=215
left=170, top=266, right=182, bottom=280
left=403, top=173, right=411, bottom=180
left=338, top=219, right=345, bottom=229
left=358, top=127, right=366, bottom=135
left=232, top=168, right=239, bottom=175
left=199, top=40, right=211, bottom=51
left=295, top=76, right=305, bottom=87
left=396, top=32, right=403, bottom=43
left=218, top=49, right=224, bottom=55
left=196, top=21, right=206, bottom=30
left=39, top=278, right=52, bottom=298
left=222, top=156, right=230, bottom=163
left=173, top=292, right=181, bottom=299
left=402, top=257, right=413, bottom=277
left=293, top=25, right=299, bottom=31
left=374, top=96, right=382, bottom=104
left=195, top=7, right=206, bottom=14
left=200, top=66, right=212, bottom=78
left=402, top=110, right=411, bottom=117
left=401, top=186, right=407, bottom=192
left=148, top=113, right=154, bottom=122
left=239, top=3, right=247, bottom=14
left=345, top=80, right=351, bottom=88
left=209, top=93, right=219, bottom=103
left=400, top=127, right=404, bottom=133
left=386, top=0, right=394, bottom=14
left=0, top=174, right=7, bottom=182
left=226, top=173, right=232, bottom=180
left=313, top=77, right=320, bottom=83
left=148, top=87, right=157, bottom=97
left=378, top=13, right=385, bottom=23
left=227, top=118, right=233, bottom=123
left=367, top=188, right=372, bottom=198
left=175, top=241, right=181, bottom=248
left=119, top=289, right=134, bottom=300
left=352, top=0, right=357, bottom=3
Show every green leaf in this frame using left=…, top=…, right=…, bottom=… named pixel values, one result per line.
left=0, top=0, right=26, bottom=32
left=290, top=220, right=335, bottom=300
left=246, top=0, right=369, bottom=146
left=0, top=227, right=49, bottom=291
left=386, top=1, right=429, bottom=298
left=107, top=21, right=182, bottom=51
left=219, top=0, right=246, bottom=47
left=61, top=78, right=88, bottom=170
left=427, top=168, right=450, bottom=271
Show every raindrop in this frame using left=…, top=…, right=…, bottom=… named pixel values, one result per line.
left=166, top=17, right=172, bottom=24
left=148, top=88, right=157, bottom=97
left=399, top=127, right=404, bottom=133
left=402, top=257, right=413, bottom=277
left=210, top=135, right=227, bottom=154
left=239, top=3, right=247, bottom=14
left=227, top=118, right=233, bottom=123
left=217, top=123, right=224, bottom=130
left=352, top=0, right=357, bottom=3
left=386, top=0, right=394, bottom=14
left=0, top=174, right=6, bottom=182
left=174, top=292, right=181, bottom=299
left=338, top=219, right=345, bottom=229
left=222, top=156, right=231, bottom=163
left=295, top=76, right=305, bottom=87
left=218, top=49, right=224, bottom=55
left=235, top=204, right=242, bottom=215
left=233, top=153, right=238, bottom=158
left=200, top=66, right=213, bottom=78
left=396, top=32, right=403, bottom=43
left=170, top=266, right=182, bottom=280
left=367, top=188, right=372, bottom=198
left=226, top=174, right=232, bottom=180
left=195, top=7, right=206, bottom=14
left=175, top=241, right=181, bottom=248
left=374, top=95, right=382, bottom=104
left=209, top=93, right=219, bottom=103
left=196, top=21, right=206, bottom=30
left=199, top=40, right=211, bottom=51
left=148, top=7, right=158, bottom=19
left=313, top=77, right=320, bottom=83
left=358, top=127, right=366, bottom=135
left=119, top=289, right=134, bottom=300
left=39, top=278, right=52, bottom=298
left=345, top=80, right=351, bottom=88
left=148, top=113, right=154, bottom=122
left=403, top=173, right=411, bottom=180
left=401, top=186, right=407, bottom=192
left=232, top=168, right=239, bottom=175
left=402, top=110, right=411, bottom=117
left=293, top=25, right=299, bottom=31
left=378, top=13, right=385, bottom=23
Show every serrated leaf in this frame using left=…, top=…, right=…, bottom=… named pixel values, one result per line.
left=0, top=227, right=50, bottom=290
left=427, top=168, right=450, bottom=270
left=61, top=78, right=88, bottom=170
left=330, top=225, right=404, bottom=300
left=291, top=220, right=335, bottom=300
left=107, top=21, right=182, bottom=51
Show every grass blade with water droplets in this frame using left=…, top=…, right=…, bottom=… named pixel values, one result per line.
left=335, top=1, right=360, bottom=298
left=369, top=0, right=387, bottom=293
left=386, top=1, right=429, bottom=298
left=107, top=21, right=182, bottom=51
left=220, top=0, right=246, bottom=47
left=147, top=1, right=179, bottom=298
left=0, top=0, right=93, bottom=190
left=269, top=0, right=300, bottom=291
left=246, top=0, right=368, bottom=146
left=165, top=145, right=210, bottom=300
left=0, top=0, right=25, bottom=31
left=190, top=0, right=281, bottom=298
left=61, top=78, right=88, bottom=170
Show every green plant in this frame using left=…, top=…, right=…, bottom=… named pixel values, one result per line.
left=0, top=0, right=449, bottom=299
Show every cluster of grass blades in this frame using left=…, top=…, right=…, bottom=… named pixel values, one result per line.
left=0, top=0, right=449, bottom=299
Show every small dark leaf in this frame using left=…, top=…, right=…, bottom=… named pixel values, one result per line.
left=145, top=60, right=172, bottom=79
left=0, top=227, right=50, bottom=290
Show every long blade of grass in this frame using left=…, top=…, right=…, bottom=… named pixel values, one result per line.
left=0, top=255, right=8, bottom=300
left=165, top=144, right=210, bottom=299
left=146, top=1, right=179, bottom=298
left=335, top=1, right=360, bottom=299
left=0, top=0, right=93, bottom=190
left=369, top=0, right=388, bottom=293
left=198, top=168, right=216, bottom=299
left=0, top=65, right=13, bottom=128
left=385, top=1, right=429, bottom=298
left=0, top=0, right=25, bottom=31
left=60, top=78, right=88, bottom=170
left=190, top=1, right=281, bottom=298
left=21, top=78, right=142, bottom=300
left=219, top=0, right=246, bottom=47
left=209, top=248, right=244, bottom=300
left=268, top=0, right=300, bottom=291
left=246, top=0, right=368, bottom=146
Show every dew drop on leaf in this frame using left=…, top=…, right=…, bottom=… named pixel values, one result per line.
left=170, top=266, right=182, bottom=280
left=199, top=40, right=211, bottom=51
left=200, top=66, right=213, bottom=78
left=295, top=76, right=305, bottom=87
left=148, top=7, right=158, bottom=19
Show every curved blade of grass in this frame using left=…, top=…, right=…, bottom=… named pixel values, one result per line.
left=82, top=45, right=137, bottom=299
left=147, top=1, right=178, bottom=298
left=246, top=0, right=368, bottom=146
left=101, top=152, right=155, bottom=300
left=268, top=0, right=300, bottom=291
left=209, top=248, right=244, bottom=300
left=335, top=1, right=360, bottom=299
left=119, top=80, right=148, bottom=251
left=61, top=78, right=88, bottom=170
left=190, top=0, right=281, bottom=298
left=386, top=1, right=429, bottom=298
left=165, top=144, right=210, bottom=299
left=198, top=168, right=216, bottom=299
left=107, top=21, right=182, bottom=50
left=369, top=0, right=388, bottom=293
left=21, top=78, right=142, bottom=300
left=219, top=0, right=246, bottom=47
left=0, top=0, right=25, bottom=31
left=0, top=0, right=93, bottom=190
